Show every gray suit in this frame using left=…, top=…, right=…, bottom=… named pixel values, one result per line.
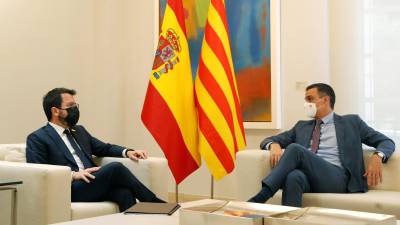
left=259, top=114, right=395, bottom=206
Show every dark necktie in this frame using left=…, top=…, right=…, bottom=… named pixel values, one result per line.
left=64, top=129, right=93, bottom=168
left=311, top=119, right=322, bottom=153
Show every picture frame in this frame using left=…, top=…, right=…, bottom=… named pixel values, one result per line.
left=243, top=0, right=281, bottom=129
left=154, top=0, right=281, bottom=130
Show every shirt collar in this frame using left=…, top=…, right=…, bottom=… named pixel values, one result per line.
left=320, top=112, right=334, bottom=124
left=48, top=122, right=67, bottom=136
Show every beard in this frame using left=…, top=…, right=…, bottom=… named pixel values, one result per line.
left=58, top=115, right=70, bottom=128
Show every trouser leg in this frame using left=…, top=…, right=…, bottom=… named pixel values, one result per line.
left=72, top=162, right=157, bottom=203
left=105, top=187, right=136, bottom=212
left=281, top=169, right=311, bottom=207
left=253, top=143, right=348, bottom=205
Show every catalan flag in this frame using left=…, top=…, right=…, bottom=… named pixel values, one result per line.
left=141, top=0, right=200, bottom=184
left=195, top=0, right=246, bottom=180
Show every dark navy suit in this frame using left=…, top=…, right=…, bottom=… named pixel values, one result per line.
left=259, top=114, right=395, bottom=206
left=26, top=124, right=157, bottom=211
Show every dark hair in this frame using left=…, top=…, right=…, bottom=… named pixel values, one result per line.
left=43, top=88, right=76, bottom=121
left=306, top=83, right=335, bottom=109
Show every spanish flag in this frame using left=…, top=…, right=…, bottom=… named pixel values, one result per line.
left=195, top=0, right=246, bottom=180
left=141, top=0, right=200, bottom=184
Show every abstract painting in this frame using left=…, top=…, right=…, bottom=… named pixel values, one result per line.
left=159, top=0, right=279, bottom=125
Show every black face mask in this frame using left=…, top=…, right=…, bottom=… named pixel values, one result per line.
left=59, top=106, right=80, bottom=127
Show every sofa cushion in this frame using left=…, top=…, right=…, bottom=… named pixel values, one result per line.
left=0, top=144, right=26, bottom=162
left=268, top=190, right=400, bottom=218
left=4, top=150, right=25, bottom=162
left=71, top=202, right=119, bottom=220
left=303, top=190, right=400, bottom=217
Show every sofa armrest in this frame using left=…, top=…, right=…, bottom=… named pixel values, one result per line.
left=364, top=152, right=400, bottom=191
left=95, top=157, right=169, bottom=201
left=235, top=149, right=270, bottom=201
left=0, top=161, right=71, bottom=225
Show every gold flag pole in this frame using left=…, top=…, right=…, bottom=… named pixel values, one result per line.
left=210, top=175, right=214, bottom=199
left=175, top=184, right=179, bottom=203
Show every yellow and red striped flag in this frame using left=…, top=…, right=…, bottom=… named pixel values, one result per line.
left=195, top=0, right=246, bottom=180
left=141, top=0, right=200, bottom=184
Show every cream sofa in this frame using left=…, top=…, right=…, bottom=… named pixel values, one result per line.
left=0, top=144, right=169, bottom=225
left=235, top=149, right=400, bottom=218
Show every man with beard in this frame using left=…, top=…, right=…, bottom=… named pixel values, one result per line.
left=26, top=88, right=165, bottom=212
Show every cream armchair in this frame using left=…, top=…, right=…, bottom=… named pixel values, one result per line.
left=235, top=149, right=400, bottom=218
left=0, top=144, right=169, bottom=225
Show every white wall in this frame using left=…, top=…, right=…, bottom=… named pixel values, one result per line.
left=0, top=0, right=95, bottom=142
left=329, top=0, right=364, bottom=115
left=0, top=0, right=130, bottom=144
left=1, top=0, right=333, bottom=199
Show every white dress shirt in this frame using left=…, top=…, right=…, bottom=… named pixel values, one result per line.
left=49, top=122, right=86, bottom=171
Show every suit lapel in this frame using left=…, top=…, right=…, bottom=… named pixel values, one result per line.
left=301, top=120, right=315, bottom=148
left=70, top=127, right=92, bottom=159
left=334, top=113, right=345, bottom=157
left=44, top=124, right=78, bottom=166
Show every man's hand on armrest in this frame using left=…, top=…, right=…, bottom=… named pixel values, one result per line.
left=364, top=153, right=383, bottom=187
left=126, top=149, right=148, bottom=161
left=270, top=143, right=283, bottom=168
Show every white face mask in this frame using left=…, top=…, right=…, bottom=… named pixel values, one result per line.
left=304, top=102, right=317, bottom=118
